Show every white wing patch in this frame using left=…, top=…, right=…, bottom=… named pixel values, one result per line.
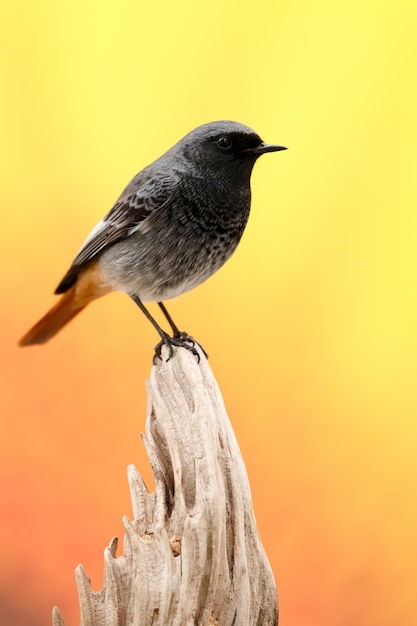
left=75, top=219, right=107, bottom=255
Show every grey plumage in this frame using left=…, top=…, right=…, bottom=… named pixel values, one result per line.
left=20, top=120, right=286, bottom=359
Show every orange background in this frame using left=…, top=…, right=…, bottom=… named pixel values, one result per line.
left=1, top=1, right=417, bottom=625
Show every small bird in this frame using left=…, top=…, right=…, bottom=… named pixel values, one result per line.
left=19, top=121, right=286, bottom=360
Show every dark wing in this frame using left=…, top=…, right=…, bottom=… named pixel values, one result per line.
left=55, top=171, right=179, bottom=294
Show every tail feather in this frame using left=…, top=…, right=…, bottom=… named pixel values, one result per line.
left=19, top=262, right=112, bottom=347
left=18, top=286, right=86, bottom=346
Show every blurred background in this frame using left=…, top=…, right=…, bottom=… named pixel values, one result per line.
left=1, top=1, right=416, bottom=624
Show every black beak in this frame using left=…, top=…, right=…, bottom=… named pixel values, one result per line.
left=250, top=142, right=288, bottom=155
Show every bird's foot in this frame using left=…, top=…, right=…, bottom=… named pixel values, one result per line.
left=174, top=331, right=208, bottom=360
left=153, top=332, right=208, bottom=364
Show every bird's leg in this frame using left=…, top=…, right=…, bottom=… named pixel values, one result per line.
left=157, top=302, right=189, bottom=340
left=130, top=295, right=201, bottom=363
left=157, top=301, right=208, bottom=360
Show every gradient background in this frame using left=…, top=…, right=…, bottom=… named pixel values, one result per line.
left=1, top=1, right=417, bottom=625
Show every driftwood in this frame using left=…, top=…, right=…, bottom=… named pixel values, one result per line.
left=52, top=347, right=278, bottom=626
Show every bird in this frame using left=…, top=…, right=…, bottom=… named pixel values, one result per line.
left=18, top=120, right=287, bottom=361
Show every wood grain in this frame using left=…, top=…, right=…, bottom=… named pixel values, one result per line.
left=53, top=347, right=278, bottom=626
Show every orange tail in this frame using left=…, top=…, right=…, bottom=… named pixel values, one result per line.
left=19, top=263, right=112, bottom=346
left=18, top=286, right=88, bottom=346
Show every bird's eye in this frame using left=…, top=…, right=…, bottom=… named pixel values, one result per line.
left=216, top=135, right=233, bottom=149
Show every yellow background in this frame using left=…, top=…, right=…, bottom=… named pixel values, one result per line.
left=1, top=1, right=417, bottom=624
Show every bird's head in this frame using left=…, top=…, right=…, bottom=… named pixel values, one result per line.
left=175, top=120, right=287, bottom=180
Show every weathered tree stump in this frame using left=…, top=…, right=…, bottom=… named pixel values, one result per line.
left=52, top=347, right=278, bottom=625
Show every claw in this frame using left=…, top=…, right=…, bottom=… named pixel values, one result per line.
left=180, top=334, right=196, bottom=347
left=153, top=332, right=202, bottom=364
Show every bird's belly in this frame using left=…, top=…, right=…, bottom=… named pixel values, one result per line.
left=98, top=231, right=234, bottom=302
left=137, top=270, right=211, bottom=302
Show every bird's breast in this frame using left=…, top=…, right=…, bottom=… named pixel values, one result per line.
left=98, top=181, right=251, bottom=302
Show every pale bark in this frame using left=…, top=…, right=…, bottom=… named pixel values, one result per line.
left=53, top=347, right=278, bottom=626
